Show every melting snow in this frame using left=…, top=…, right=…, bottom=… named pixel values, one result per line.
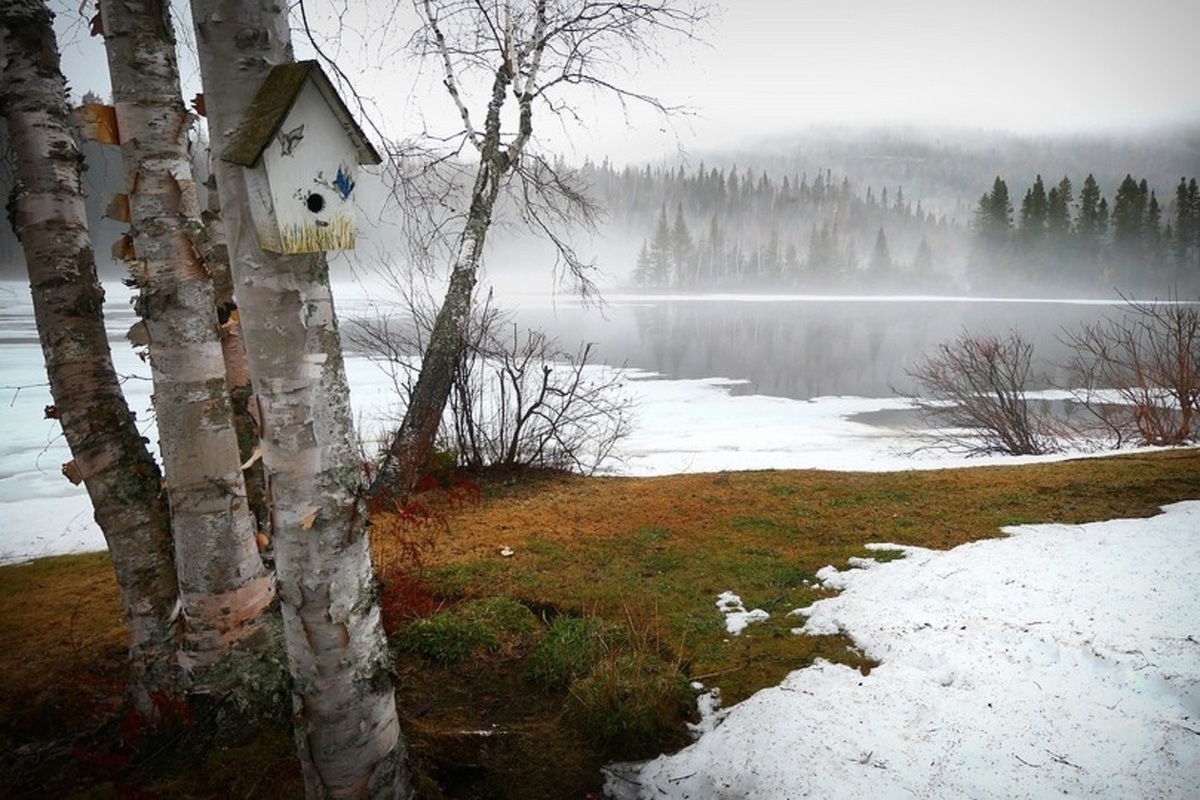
left=606, top=501, right=1200, bottom=799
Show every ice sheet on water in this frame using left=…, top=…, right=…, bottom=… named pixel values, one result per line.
left=0, top=281, right=1160, bottom=564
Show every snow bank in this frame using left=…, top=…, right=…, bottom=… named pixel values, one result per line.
left=608, top=501, right=1200, bottom=799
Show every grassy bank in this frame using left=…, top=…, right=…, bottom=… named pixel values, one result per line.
left=3, top=449, right=1197, bottom=797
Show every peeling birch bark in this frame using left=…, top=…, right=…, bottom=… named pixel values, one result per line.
left=0, top=0, right=181, bottom=711
left=188, top=0, right=409, bottom=795
left=98, top=0, right=274, bottom=673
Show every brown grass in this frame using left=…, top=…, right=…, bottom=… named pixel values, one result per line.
left=2, top=449, right=1197, bottom=798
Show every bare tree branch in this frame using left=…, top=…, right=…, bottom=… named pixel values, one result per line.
left=1062, top=292, right=1200, bottom=447
left=904, top=330, right=1061, bottom=457
left=368, top=0, right=706, bottom=493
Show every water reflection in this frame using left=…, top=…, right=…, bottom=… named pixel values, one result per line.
left=507, top=295, right=1125, bottom=401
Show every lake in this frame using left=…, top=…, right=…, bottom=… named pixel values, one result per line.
left=340, top=287, right=1131, bottom=400
left=0, top=279, right=1136, bottom=562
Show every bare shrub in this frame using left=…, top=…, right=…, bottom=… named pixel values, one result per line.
left=904, top=330, right=1061, bottom=456
left=1062, top=295, right=1199, bottom=447
left=450, top=325, right=633, bottom=473
left=348, top=290, right=633, bottom=477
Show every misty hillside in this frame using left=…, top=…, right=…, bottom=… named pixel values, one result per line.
left=677, top=124, right=1200, bottom=222
left=4, top=123, right=1198, bottom=296
left=575, top=125, right=1200, bottom=296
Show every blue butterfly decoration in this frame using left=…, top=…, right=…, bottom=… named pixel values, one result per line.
left=333, top=166, right=355, bottom=200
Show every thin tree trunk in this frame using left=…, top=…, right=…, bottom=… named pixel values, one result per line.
left=0, top=0, right=180, bottom=711
left=189, top=1, right=409, bottom=795
left=371, top=61, right=515, bottom=497
left=197, top=165, right=271, bottom=541
left=97, top=0, right=274, bottom=674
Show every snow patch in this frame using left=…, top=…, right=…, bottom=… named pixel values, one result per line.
left=611, top=501, right=1200, bottom=799
left=715, top=591, right=769, bottom=635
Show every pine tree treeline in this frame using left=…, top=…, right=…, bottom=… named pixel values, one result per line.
left=580, top=159, right=1199, bottom=295
left=971, top=173, right=1200, bottom=290
left=580, top=160, right=954, bottom=291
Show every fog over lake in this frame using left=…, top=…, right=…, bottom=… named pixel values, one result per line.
left=338, top=282, right=1130, bottom=402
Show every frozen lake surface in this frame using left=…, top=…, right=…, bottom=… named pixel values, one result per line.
left=0, top=279, right=1142, bottom=563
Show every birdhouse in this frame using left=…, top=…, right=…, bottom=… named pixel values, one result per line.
left=222, top=60, right=381, bottom=254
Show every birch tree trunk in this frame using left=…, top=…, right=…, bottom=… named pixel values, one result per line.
left=373, top=147, right=506, bottom=496
left=97, top=0, right=274, bottom=674
left=0, top=0, right=180, bottom=711
left=372, top=2, right=539, bottom=496
left=196, top=162, right=271, bottom=541
left=189, top=1, right=409, bottom=795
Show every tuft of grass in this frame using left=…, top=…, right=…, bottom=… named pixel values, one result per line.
left=524, top=615, right=618, bottom=691
left=399, top=597, right=539, bottom=665
left=636, top=527, right=670, bottom=543
left=567, top=652, right=694, bottom=754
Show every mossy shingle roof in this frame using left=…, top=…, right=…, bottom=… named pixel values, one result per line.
left=222, top=60, right=382, bottom=167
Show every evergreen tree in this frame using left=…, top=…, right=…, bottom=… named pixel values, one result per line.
left=648, top=204, right=673, bottom=287
left=1018, top=174, right=1048, bottom=242
left=1146, top=190, right=1162, bottom=254
left=1111, top=174, right=1147, bottom=265
left=1046, top=176, right=1073, bottom=236
left=1076, top=173, right=1106, bottom=257
left=633, top=242, right=652, bottom=286
left=971, top=176, right=1013, bottom=283
left=869, top=226, right=893, bottom=278
left=705, top=213, right=724, bottom=284
left=1171, top=177, right=1200, bottom=273
left=976, top=176, right=1013, bottom=247
left=670, top=203, right=695, bottom=286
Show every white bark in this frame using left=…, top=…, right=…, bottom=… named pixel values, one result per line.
left=97, top=0, right=274, bottom=674
left=373, top=1, right=535, bottom=494
left=189, top=1, right=409, bottom=795
left=0, top=0, right=181, bottom=711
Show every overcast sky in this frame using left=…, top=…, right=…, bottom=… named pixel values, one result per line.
left=659, top=0, right=1199, bottom=145
left=52, top=0, right=1200, bottom=164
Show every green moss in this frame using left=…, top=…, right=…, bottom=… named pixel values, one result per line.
left=524, top=616, right=620, bottom=691
left=195, top=615, right=291, bottom=726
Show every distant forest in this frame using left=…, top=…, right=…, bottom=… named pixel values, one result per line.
left=972, top=173, right=1199, bottom=292
left=583, top=159, right=1200, bottom=296
left=3, top=121, right=1199, bottom=296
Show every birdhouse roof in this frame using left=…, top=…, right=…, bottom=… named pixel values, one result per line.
left=222, top=60, right=382, bottom=168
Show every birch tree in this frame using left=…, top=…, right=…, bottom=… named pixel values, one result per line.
left=189, top=1, right=409, bottom=795
left=95, top=0, right=275, bottom=674
left=0, top=0, right=181, bottom=713
left=369, top=0, right=707, bottom=494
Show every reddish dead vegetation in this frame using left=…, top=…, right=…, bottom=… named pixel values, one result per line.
left=70, top=690, right=195, bottom=798
left=8, top=453, right=1197, bottom=798
left=369, top=465, right=483, bottom=634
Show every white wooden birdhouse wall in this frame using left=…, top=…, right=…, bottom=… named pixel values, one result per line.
left=222, top=61, right=381, bottom=254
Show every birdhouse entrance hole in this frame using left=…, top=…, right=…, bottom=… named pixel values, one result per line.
left=306, top=192, right=326, bottom=213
